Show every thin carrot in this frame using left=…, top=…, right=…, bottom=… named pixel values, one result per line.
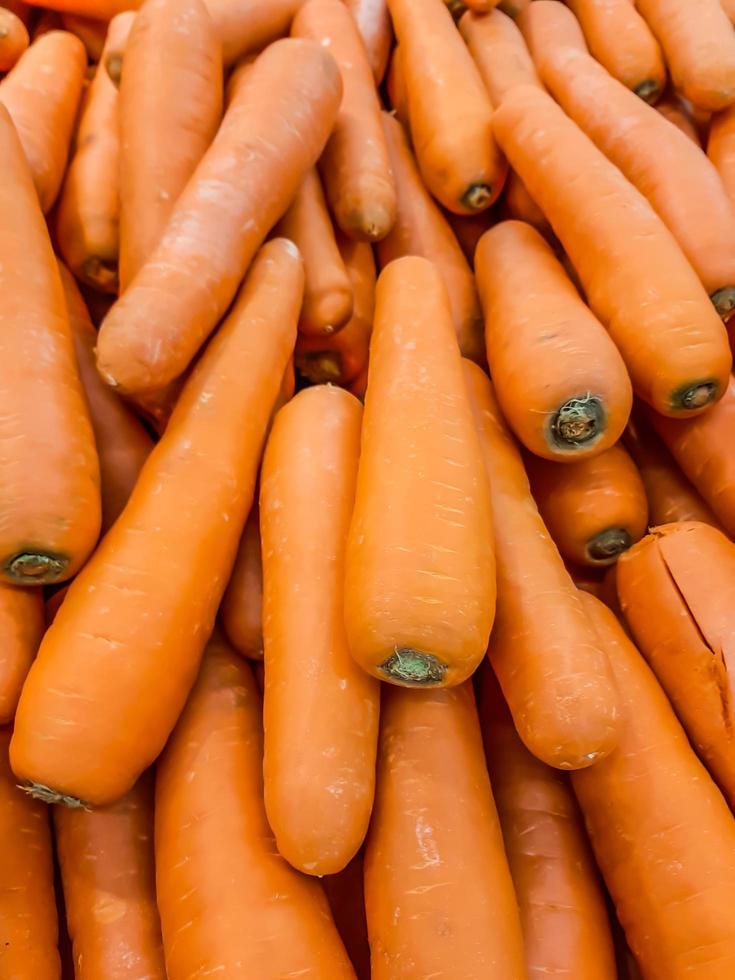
left=60, top=11, right=106, bottom=60
left=156, top=635, right=356, bottom=978
left=103, top=10, right=135, bottom=84
left=657, top=93, right=702, bottom=145
left=344, top=0, right=392, bottom=83
left=364, top=681, right=527, bottom=979
left=573, top=593, right=735, bottom=980
left=11, top=239, right=302, bottom=807
left=345, top=256, right=495, bottom=687
left=459, top=8, right=543, bottom=107
left=475, top=220, right=632, bottom=460
left=0, top=6, right=28, bottom=70
left=464, top=359, right=619, bottom=769
left=0, top=586, right=44, bottom=724
left=97, top=38, right=341, bottom=396
left=323, top=853, right=371, bottom=980
left=220, top=504, right=263, bottom=660
left=384, top=43, right=409, bottom=124
left=492, top=85, right=732, bottom=415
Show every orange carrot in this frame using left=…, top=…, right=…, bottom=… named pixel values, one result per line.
left=3, top=0, right=31, bottom=25
left=497, top=0, right=528, bottom=14
left=103, top=10, right=135, bottom=84
left=708, top=103, right=735, bottom=209
left=220, top=504, right=263, bottom=659
left=97, top=38, right=341, bottom=396
left=443, top=207, right=496, bottom=266
left=385, top=43, right=409, bottom=125
left=724, top=0, right=735, bottom=23
left=493, top=85, right=732, bottom=415
left=348, top=363, right=369, bottom=399
left=475, top=220, right=632, bottom=459
left=60, top=11, right=106, bottom=60
left=0, top=586, right=44, bottom=724
left=34, top=0, right=138, bottom=16
left=344, top=0, right=392, bottom=83
left=657, top=92, right=702, bottom=145
left=0, top=5, right=28, bottom=69
left=459, top=7, right=543, bottom=107
left=465, top=359, right=619, bottom=768
left=204, top=0, right=303, bottom=66
left=500, top=170, right=551, bottom=235
left=345, top=256, right=495, bottom=687
left=323, top=853, right=371, bottom=980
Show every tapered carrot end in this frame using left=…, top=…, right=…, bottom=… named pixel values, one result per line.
left=549, top=395, right=605, bottom=450
left=461, top=183, right=494, bottom=212
left=380, top=649, right=448, bottom=686
left=18, top=782, right=89, bottom=809
left=5, top=552, right=68, bottom=585
left=634, top=79, right=663, bottom=105
left=711, top=286, right=735, bottom=320
left=586, top=527, right=633, bottom=565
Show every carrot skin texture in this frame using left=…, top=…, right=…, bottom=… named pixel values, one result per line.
left=156, top=638, right=356, bottom=979
left=97, top=38, right=341, bottom=396
left=344, top=0, right=392, bottom=82
left=10, top=240, right=302, bottom=807
left=0, top=585, right=44, bottom=724
left=0, top=7, right=29, bottom=70
left=220, top=504, right=263, bottom=659
left=459, top=8, right=543, bottom=108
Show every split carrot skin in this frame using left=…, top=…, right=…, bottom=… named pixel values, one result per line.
left=60, top=12, right=106, bottom=60
left=344, top=0, right=392, bottom=83
left=378, top=112, right=485, bottom=363
left=10, top=240, right=302, bottom=807
left=492, top=85, right=732, bottom=416
left=657, top=93, right=702, bottom=145
left=54, top=774, right=166, bottom=980
left=103, top=10, right=135, bottom=85
left=364, top=682, right=527, bottom=980
left=0, top=585, right=44, bottom=724
left=275, top=168, right=354, bottom=336
left=525, top=445, right=648, bottom=567
left=220, top=504, right=263, bottom=659
left=465, top=360, right=619, bottom=769
left=0, top=6, right=28, bottom=70
left=459, top=8, right=543, bottom=108
left=293, top=0, right=396, bottom=241
left=573, top=594, right=735, bottom=980
left=261, top=386, right=380, bottom=875
left=344, top=257, right=495, bottom=687
left=387, top=0, right=507, bottom=213
left=475, top=221, right=632, bottom=460
left=156, top=637, right=356, bottom=979
left=97, top=38, right=341, bottom=396
left=118, top=0, right=223, bottom=290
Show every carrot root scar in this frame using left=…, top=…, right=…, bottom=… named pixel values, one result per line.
left=380, top=649, right=448, bottom=686
left=6, top=552, right=68, bottom=585
left=586, top=526, right=633, bottom=565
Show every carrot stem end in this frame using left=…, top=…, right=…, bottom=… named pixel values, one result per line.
left=5, top=552, right=68, bottom=585
left=461, top=183, right=493, bottom=212
left=18, top=782, right=89, bottom=809
left=549, top=395, right=604, bottom=449
left=710, top=287, right=735, bottom=320
left=380, top=649, right=447, bottom=686
left=633, top=79, right=662, bottom=104
left=672, top=381, right=718, bottom=411
left=586, top=527, right=633, bottom=564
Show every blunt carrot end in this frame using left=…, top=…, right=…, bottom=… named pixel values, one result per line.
left=633, top=78, right=663, bottom=104
left=6, top=552, right=68, bottom=585
left=462, top=182, right=493, bottom=211
left=674, top=380, right=719, bottom=411
left=550, top=394, right=605, bottom=449
left=20, top=782, right=88, bottom=809
left=711, top=286, right=735, bottom=319
left=380, top=648, right=448, bottom=686
left=586, top=527, right=633, bottom=565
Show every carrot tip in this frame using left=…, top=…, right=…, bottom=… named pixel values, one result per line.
left=673, top=381, right=719, bottom=411
left=633, top=79, right=663, bottom=104
left=5, top=552, right=68, bottom=585
left=380, top=649, right=447, bottom=686
left=586, top=527, right=633, bottom=564
left=461, top=183, right=493, bottom=212
left=83, top=257, right=118, bottom=293
left=549, top=395, right=604, bottom=449
left=296, top=351, right=343, bottom=384
left=105, top=53, right=123, bottom=85
left=446, top=0, right=467, bottom=20
left=18, top=783, right=89, bottom=809
left=711, top=287, right=735, bottom=320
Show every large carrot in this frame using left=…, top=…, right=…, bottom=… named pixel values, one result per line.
left=96, top=39, right=340, bottom=397
left=344, top=0, right=392, bottom=83
left=0, top=6, right=28, bottom=69
left=459, top=8, right=543, bottom=107
left=573, top=593, right=735, bottom=980
left=465, top=359, right=618, bottom=768
left=261, top=385, right=379, bottom=875
left=292, top=0, right=396, bottom=241
left=156, top=636, right=356, bottom=978
left=493, top=85, right=731, bottom=415
left=387, top=0, right=506, bottom=213
left=475, top=221, right=632, bottom=460
left=11, top=240, right=302, bottom=807
left=385, top=43, right=409, bottom=124
left=54, top=774, right=166, bottom=979
left=364, top=681, right=526, bottom=979
left=220, top=504, right=263, bottom=660
left=378, top=112, right=485, bottom=362
left=345, top=256, right=495, bottom=687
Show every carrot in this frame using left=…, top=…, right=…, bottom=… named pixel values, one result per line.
left=204, top=0, right=303, bottom=66
left=385, top=44, right=409, bottom=128
left=525, top=445, right=648, bottom=567
left=521, top=2, right=735, bottom=320
left=118, top=0, right=223, bottom=291
left=443, top=207, right=495, bottom=266
left=479, top=672, right=617, bottom=980
left=61, top=12, right=106, bottom=60
left=103, top=10, right=135, bottom=84
left=657, top=93, right=702, bottom=145
left=499, top=171, right=550, bottom=235
left=459, top=8, right=543, bottom=107
left=348, top=364, right=369, bottom=400
left=0, top=584, right=44, bottom=724
left=635, top=0, right=735, bottom=111
left=0, top=727, right=60, bottom=977
left=97, top=39, right=340, bottom=396
left=364, top=681, right=527, bottom=979
left=464, top=360, right=618, bottom=768
left=156, top=635, right=356, bottom=978
left=275, top=168, right=354, bottom=336
left=323, top=852, right=371, bottom=980
left=34, top=0, right=137, bottom=16
left=344, top=0, right=392, bottom=83
left=54, top=774, right=166, bottom=979
left=497, top=0, right=528, bottom=14
left=219, top=504, right=263, bottom=659
left=345, top=256, right=495, bottom=687
left=292, top=0, right=396, bottom=242
left=724, top=0, right=735, bottom=23
left=11, top=239, right=302, bottom=807
left=475, top=221, right=632, bottom=460
left=378, top=112, right=485, bottom=362
left=707, top=103, right=735, bottom=209
left=493, top=85, right=731, bottom=415
left=573, top=592, right=735, bottom=980
left=261, top=385, right=379, bottom=875
left=3, top=0, right=31, bottom=25
left=387, top=0, right=506, bottom=213
left=0, top=6, right=28, bottom=69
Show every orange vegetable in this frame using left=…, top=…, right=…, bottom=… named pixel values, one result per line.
left=323, top=853, right=371, bottom=980
left=657, top=93, right=701, bottom=145
left=204, top=0, right=303, bottom=66
left=344, top=0, right=392, bottom=83
left=0, top=5, right=28, bottom=70
left=103, top=10, right=135, bottom=84
left=33, top=0, right=137, bottom=16
left=60, top=11, right=106, bottom=60
left=385, top=43, right=409, bottom=125
left=708, top=103, right=735, bottom=209
left=460, top=7, right=543, bottom=107
left=444, top=208, right=496, bottom=266
left=500, top=171, right=551, bottom=235
left=219, top=504, right=263, bottom=659
left=0, top=585, right=44, bottom=724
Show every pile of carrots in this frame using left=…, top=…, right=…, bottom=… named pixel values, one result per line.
left=5, top=0, right=735, bottom=976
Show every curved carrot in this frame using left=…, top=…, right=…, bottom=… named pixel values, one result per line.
left=464, top=359, right=618, bottom=769
left=0, top=586, right=44, bottom=724
left=475, top=221, right=632, bottom=460
left=11, top=239, right=302, bottom=807
left=156, top=636, right=356, bottom=978
left=97, top=38, right=341, bottom=396
left=364, top=681, right=526, bottom=979
left=345, top=256, right=495, bottom=687
left=573, top=593, right=735, bottom=980
left=204, top=0, right=302, bottom=66
left=344, top=0, right=392, bottom=83
left=459, top=7, right=543, bottom=107
left=493, top=85, right=731, bottom=415
left=657, top=93, right=701, bottom=145
left=54, top=774, right=166, bottom=979
left=378, top=112, right=485, bottom=362
left=261, top=385, right=379, bottom=875
left=0, top=6, right=28, bottom=70
left=387, top=0, right=506, bottom=213
left=61, top=11, right=107, bottom=60
left=323, top=853, right=371, bottom=980
left=220, top=504, right=263, bottom=659
left=103, top=10, right=135, bottom=84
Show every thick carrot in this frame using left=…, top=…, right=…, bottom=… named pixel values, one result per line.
left=323, top=853, right=371, bottom=980
left=11, top=239, right=302, bottom=807
left=275, top=168, right=354, bottom=336
left=220, top=504, right=263, bottom=659
left=378, top=112, right=485, bottom=363
left=387, top=0, right=506, bottom=213
left=156, top=636, right=356, bottom=978
left=261, top=385, right=379, bottom=875
left=103, top=10, right=135, bottom=84
left=657, top=93, right=702, bottom=145
left=204, top=0, right=303, bottom=66
left=61, top=11, right=106, bottom=60
left=118, top=0, right=223, bottom=290
left=459, top=8, right=543, bottom=107
left=480, top=673, right=617, bottom=980
left=345, top=256, right=495, bottom=687
left=344, top=0, right=392, bottom=83
left=465, top=359, right=618, bottom=768
left=493, top=85, right=732, bottom=415
left=54, top=774, right=166, bottom=979
left=0, top=6, right=28, bottom=69
left=475, top=221, right=632, bottom=460
left=364, top=681, right=526, bottom=979
left=573, top=593, right=735, bottom=980
left=97, top=39, right=341, bottom=396
left=708, top=104, right=735, bottom=208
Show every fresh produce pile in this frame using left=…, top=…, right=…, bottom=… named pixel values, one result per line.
left=3, top=0, right=735, bottom=976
